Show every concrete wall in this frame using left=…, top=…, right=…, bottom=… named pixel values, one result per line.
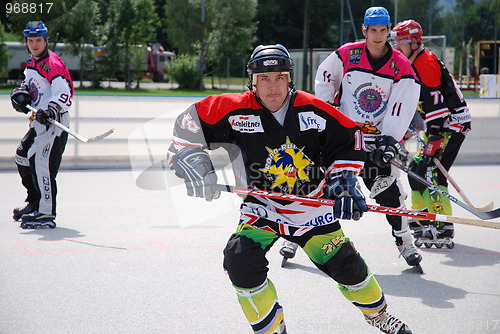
left=0, top=94, right=498, bottom=171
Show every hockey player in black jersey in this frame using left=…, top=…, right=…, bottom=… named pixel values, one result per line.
left=169, top=44, right=412, bottom=334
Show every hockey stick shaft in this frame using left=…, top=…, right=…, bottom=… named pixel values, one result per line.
left=26, top=105, right=114, bottom=143
left=216, top=184, right=500, bottom=229
left=408, top=126, right=494, bottom=211
left=390, top=158, right=500, bottom=220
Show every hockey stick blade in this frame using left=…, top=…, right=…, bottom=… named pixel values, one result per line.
left=216, top=184, right=500, bottom=229
left=390, top=159, right=500, bottom=220
left=27, top=105, right=114, bottom=143
left=408, top=126, right=494, bottom=211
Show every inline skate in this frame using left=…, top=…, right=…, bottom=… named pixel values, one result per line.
left=20, top=211, right=56, bottom=229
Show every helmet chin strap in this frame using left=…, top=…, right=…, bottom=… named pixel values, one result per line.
left=408, top=40, right=421, bottom=60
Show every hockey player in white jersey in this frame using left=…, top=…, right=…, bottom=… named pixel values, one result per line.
left=281, top=6, right=422, bottom=272
left=314, top=6, right=422, bottom=271
left=11, top=21, right=74, bottom=229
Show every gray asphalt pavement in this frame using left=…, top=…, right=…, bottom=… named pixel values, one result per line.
left=1, top=164, right=500, bottom=334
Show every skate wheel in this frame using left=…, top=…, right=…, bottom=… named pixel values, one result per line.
left=446, top=241, right=454, bottom=249
left=424, top=242, right=433, bottom=248
left=435, top=243, right=443, bottom=249
left=281, top=257, right=288, bottom=268
left=20, top=222, right=28, bottom=229
left=413, top=264, right=424, bottom=274
left=414, top=240, right=423, bottom=248
left=48, top=222, right=56, bottom=229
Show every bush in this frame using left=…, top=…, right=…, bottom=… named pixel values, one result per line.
left=169, top=54, right=201, bottom=90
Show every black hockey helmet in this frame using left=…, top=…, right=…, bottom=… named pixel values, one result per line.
left=247, top=44, right=294, bottom=90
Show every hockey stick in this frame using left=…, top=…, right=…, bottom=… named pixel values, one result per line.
left=26, top=105, right=114, bottom=143
left=216, top=184, right=500, bottom=229
left=389, top=158, right=500, bottom=220
left=408, top=126, right=494, bottom=212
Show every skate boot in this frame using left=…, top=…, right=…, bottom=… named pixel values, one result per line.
left=364, top=308, right=413, bottom=334
left=13, top=204, right=36, bottom=221
left=395, top=229, right=423, bottom=273
left=413, top=223, right=454, bottom=249
left=397, top=241, right=423, bottom=273
left=20, top=211, right=56, bottom=229
left=279, top=241, right=299, bottom=267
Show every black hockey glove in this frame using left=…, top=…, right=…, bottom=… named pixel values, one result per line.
left=35, top=106, right=57, bottom=125
left=172, top=146, right=220, bottom=202
left=422, top=134, right=444, bottom=166
left=371, top=135, right=401, bottom=168
left=324, top=171, right=368, bottom=220
left=11, top=86, right=32, bottom=114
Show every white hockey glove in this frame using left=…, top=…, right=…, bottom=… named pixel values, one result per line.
left=324, top=171, right=368, bottom=220
left=371, top=135, right=401, bottom=168
left=10, top=85, right=32, bottom=114
left=172, top=146, right=220, bottom=202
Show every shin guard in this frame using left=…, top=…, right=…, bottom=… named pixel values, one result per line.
left=338, top=270, right=387, bottom=317
left=234, top=279, right=286, bottom=334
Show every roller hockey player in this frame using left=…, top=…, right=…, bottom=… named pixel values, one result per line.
left=11, top=21, right=74, bottom=229
left=169, top=43, right=413, bottom=333
left=391, top=19, right=471, bottom=249
left=311, top=6, right=423, bottom=273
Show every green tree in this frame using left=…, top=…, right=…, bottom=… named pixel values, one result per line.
left=53, top=0, right=100, bottom=86
left=443, top=0, right=499, bottom=74
left=165, top=0, right=257, bottom=87
left=104, top=0, right=158, bottom=88
left=396, top=0, right=446, bottom=36
left=2, top=0, right=80, bottom=41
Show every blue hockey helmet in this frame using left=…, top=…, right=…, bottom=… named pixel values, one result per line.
left=363, top=7, right=391, bottom=27
left=23, top=21, right=48, bottom=39
left=247, top=44, right=294, bottom=89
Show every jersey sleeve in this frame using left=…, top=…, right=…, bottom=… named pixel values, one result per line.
left=314, top=51, right=344, bottom=103
left=46, top=53, right=74, bottom=113
left=170, top=94, right=237, bottom=153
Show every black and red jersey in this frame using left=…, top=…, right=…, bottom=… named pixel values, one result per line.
left=171, top=90, right=366, bottom=196
left=412, top=49, right=471, bottom=134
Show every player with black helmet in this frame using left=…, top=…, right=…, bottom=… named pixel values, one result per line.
left=168, top=44, right=413, bottom=334
left=10, top=21, right=74, bottom=228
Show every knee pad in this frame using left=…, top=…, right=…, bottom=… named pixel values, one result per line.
left=369, top=175, right=396, bottom=199
left=371, top=176, right=406, bottom=208
left=223, top=234, right=269, bottom=288
left=318, top=241, right=367, bottom=285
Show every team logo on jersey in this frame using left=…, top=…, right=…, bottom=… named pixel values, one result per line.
left=390, top=59, right=400, bottom=75
left=180, top=114, right=200, bottom=133
left=356, top=120, right=381, bottom=135
left=260, top=137, right=314, bottom=193
left=28, top=80, right=42, bottom=106
left=40, top=62, right=51, bottom=73
left=349, top=48, right=363, bottom=65
left=353, top=83, right=387, bottom=118
left=228, top=115, right=264, bottom=133
left=298, top=112, right=326, bottom=132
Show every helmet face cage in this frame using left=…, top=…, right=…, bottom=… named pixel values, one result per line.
left=247, top=44, right=294, bottom=90
left=23, top=21, right=48, bottom=39
left=363, top=6, right=391, bottom=27
left=390, top=20, right=423, bottom=45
